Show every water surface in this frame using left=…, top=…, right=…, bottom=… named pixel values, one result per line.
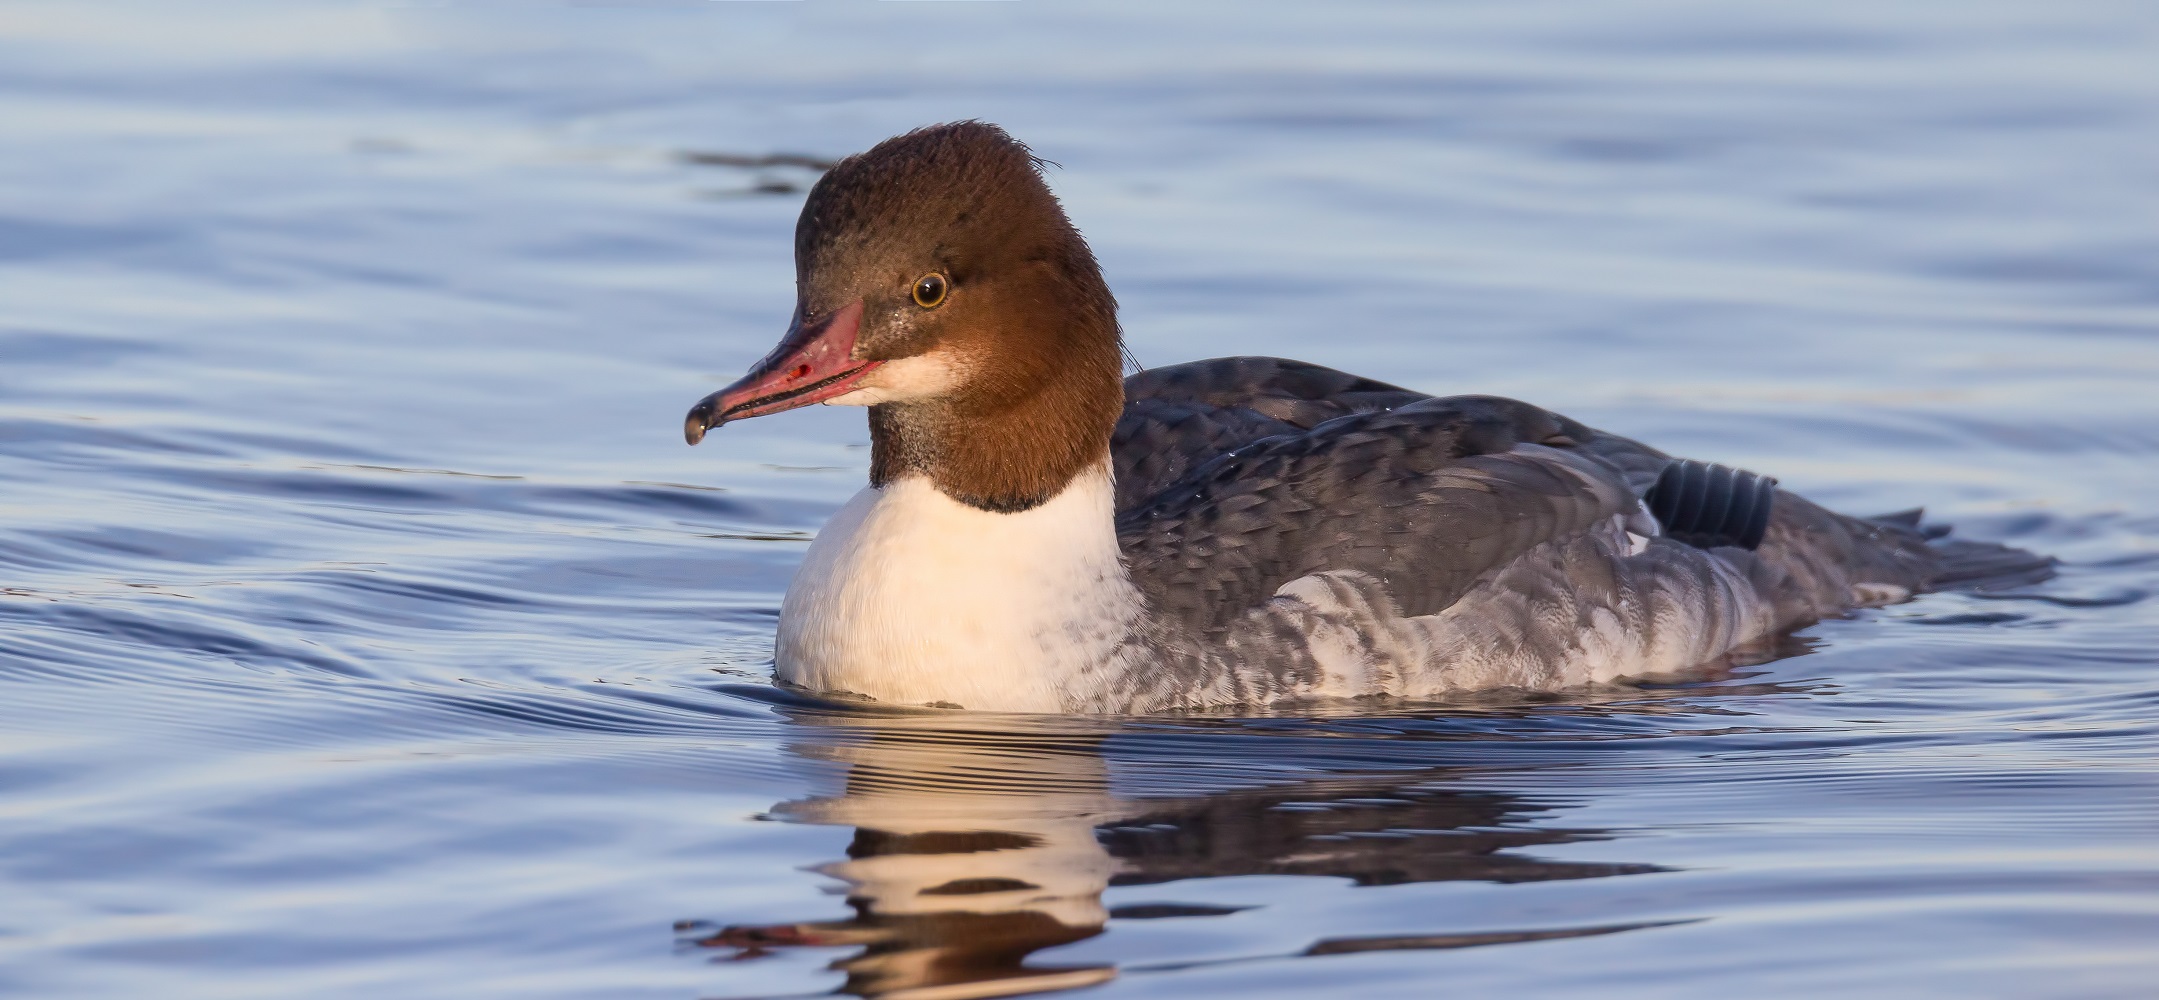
left=3, top=3, right=2157, bottom=998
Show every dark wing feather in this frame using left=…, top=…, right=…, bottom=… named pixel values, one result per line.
left=1116, top=392, right=1639, bottom=634
left=1112, top=357, right=2053, bottom=646
left=1113, top=358, right=1427, bottom=512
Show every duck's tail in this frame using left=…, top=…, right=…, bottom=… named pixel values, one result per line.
left=1869, top=509, right=2057, bottom=593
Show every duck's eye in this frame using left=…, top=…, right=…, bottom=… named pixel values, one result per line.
left=911, top=273, right=948, bottom=309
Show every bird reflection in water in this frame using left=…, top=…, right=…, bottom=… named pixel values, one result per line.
left=682, top=708, right=1678, bottom=1000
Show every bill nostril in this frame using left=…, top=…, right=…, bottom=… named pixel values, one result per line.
left=788, top=364, right=810, bottom=380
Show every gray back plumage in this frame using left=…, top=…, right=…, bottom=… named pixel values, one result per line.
left=1112, top=358, right=1427, bottom=512
left=1107, top=357, right=2051, bottom=654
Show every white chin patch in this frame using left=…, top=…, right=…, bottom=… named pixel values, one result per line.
left=822, top=350, right=966, bottom=407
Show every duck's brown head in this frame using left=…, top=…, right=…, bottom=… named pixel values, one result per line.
left=684, top=122, right=1125, bottom=513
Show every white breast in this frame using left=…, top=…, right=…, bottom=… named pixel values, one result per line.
left=774, top=461, right=1142, bottom=712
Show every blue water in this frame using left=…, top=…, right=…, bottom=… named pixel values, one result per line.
left=3, top=3, right=2157, bottom=997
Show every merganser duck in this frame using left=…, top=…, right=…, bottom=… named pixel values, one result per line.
left=682, top=122, right=2051, bottom=714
